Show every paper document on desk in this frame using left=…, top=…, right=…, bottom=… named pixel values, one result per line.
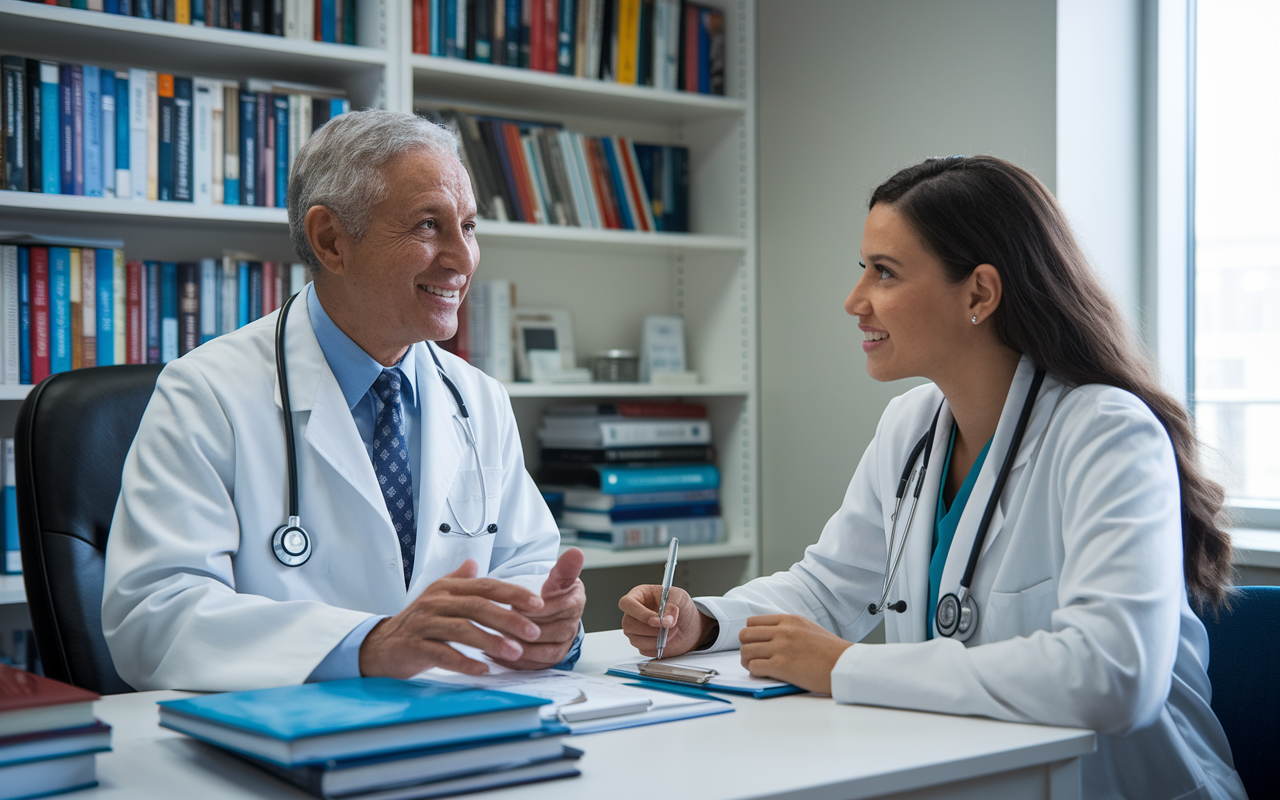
left=607, top=650, right=805, bottom=698
left=413, top=646, right=732, bottom=734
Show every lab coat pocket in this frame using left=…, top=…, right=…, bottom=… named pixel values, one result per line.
left=984, top=577, right=1057, bottom=639
left=440, top=468, right=503, bottom=536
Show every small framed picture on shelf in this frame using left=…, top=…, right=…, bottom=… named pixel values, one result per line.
left=513, top=308, right=588, bottom=383
left=640, top=314, right=686, bottom=381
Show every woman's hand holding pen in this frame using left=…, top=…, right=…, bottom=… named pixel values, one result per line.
left=738, top=615, right=854, bottom=695
left=618, top=585, right=718, bottom=658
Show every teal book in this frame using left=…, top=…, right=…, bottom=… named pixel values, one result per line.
left=95, top=249, right=114, bottom=366
left=157, top=678, right=551, bottom=767
left=82, top=65, right=102, bottom=197
left=3, top=440, right=17, bottom=575
left=48, top=247, right=71, bottom=374
left=39, top=62, right=59, bottom=194
left=540, top=463, right=720, bottom=494
left=160, top=262, right=177, bottom=362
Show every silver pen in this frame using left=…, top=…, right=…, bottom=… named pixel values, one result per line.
left=654, top=538, right=679, bottom=660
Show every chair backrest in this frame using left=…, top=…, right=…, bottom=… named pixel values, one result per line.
left=1202, top=585, right=1280, bottom=797
left=15, top=364, right=164, bottom=695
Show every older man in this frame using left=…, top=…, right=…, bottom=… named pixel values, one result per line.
left=102, top=110, right=585, bottom=691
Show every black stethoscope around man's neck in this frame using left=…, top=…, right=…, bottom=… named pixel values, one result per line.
left=868, top=368, right=1046, bottom=640
left=270, top=291, right=497, bottom=568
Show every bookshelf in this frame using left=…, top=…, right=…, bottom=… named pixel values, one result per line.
left=0, top=0, right=758, bottom=621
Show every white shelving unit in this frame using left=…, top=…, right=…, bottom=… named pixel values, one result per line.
left=0, top=0, right=758, bottom=621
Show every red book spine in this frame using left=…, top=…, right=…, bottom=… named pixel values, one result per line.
left=615, top=401, right=707, bottom=417
left=126, top=260, right=143, bottom=364
left=502, top=123, right=539, bottom=224
left=262, top=261, right=277, bottom=313
left=529, top=0, right=546, bottom=71
left=30, top=247, right=51, bottom=385
left=541, top=0, right=559, bottom=71
left=587, top=137, right=622, bottom=229
left=315, top=0, right=323, bottom=40
left=412, top=0, right=430, bottom=54
left=684, top=5, right=698, bottom=92
left=617, top=137, right=651, bottom=232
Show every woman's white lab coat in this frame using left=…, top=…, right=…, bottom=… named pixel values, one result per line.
left=102, top=294, right=559, bottom=692
left=696, top=358, right=1246, bottom=800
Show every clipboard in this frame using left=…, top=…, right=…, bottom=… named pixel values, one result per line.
left=607, top=651, right=805, bottom=699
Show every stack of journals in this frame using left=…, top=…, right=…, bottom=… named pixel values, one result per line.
left=538, top=401, right=721, bottom=549
left=427, top=109, right=688, bottom=232
left=8, top=0, right=363, bottom=43
left=0, top=56, right=349, bottom=206
left=411, top=0, right=726, bottom=96
left=0, top=235, right=308, bottom=384
left=158, top=678, right=581, bottom=800
left=0, top=664, right=111, bottom=800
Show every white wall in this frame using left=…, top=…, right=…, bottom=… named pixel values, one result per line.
left=756, top=0, right=1058, bottom=572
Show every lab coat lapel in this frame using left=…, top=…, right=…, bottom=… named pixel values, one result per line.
left=410, top=344, right=467, bottom=591
left=897, top=401, right=952, bottom=643
left=272, top=296, right=391, bottom=528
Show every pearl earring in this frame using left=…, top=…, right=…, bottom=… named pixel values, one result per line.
left=971, top=315, right=978, bottom=324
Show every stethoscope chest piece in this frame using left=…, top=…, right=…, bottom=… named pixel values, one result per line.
left=273, top=519, right=311, bottom=567
left=935, top=590, right=978, bottom=640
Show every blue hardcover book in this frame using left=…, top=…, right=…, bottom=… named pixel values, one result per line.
left=96, top=248, right=114, bottom=366
left=330, top=97, right=349, bottom=118
left=100, top=69, right=115, bottom=197
left=239, top=91, right=256, bottom=207
left=49, top=247, right=71, bottom=373
left=596, top=464, right=720, bottom=494
left=173, top=77, right=193, bottom=203
left=503, top=0, right=519, bottom=65
left=632, top=143, right=661, bottom=230
left=71, top=65, right=84, bottom=195
left=137, top=0, right=153, bottom=19
left=18, top=248, right=30, bottom=385
left=668, top=145, right=687, bottom=232
left=697, top=7, right=710, bottom=94
left=320, top=0, right=336, bottom=42
left=145, top=261, right=160, bottom=364
left=158, top=77, right=176, bottom=202
left=58, top=64, right=74, bottom=195
left=192, top=0, right=205, bottom=24
left=199, top=258, right=216, bottom=344
left=600, top=139, right=634, bottom=229
left=160, top=262, right=178, bottom=363
left=247, top=262, right=262, bottom=322
left=40, top=62, right=60, bottom=194
left=4, top=440, right=17, bottom=575
left=273, top=95, right=288, bottom=208
left=114, top=71, right=130, bottom=198
left=105, top=0, right=118, bottom=13
left=83, top=65, right=102, bottom=197
left=156, top=678, right=552, bottom=767
left=236, top=260, right=249, bottom=328
left=443, top=0, right=458, bottom=57
left=557, top=0, right=576, bottom=74
left=605, top=502, right=720, bottom=522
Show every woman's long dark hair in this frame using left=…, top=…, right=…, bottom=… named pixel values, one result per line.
left=870, top=155, right=1233, bottom=611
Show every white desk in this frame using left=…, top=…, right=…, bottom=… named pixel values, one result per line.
left=80, top=631, right=1094, bottom=800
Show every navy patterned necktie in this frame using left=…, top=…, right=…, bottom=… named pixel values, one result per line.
left=371, top=368, right=416, bottom=587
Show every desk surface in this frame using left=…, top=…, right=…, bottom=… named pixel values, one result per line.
left=82, top=631, right=1094, bottom=800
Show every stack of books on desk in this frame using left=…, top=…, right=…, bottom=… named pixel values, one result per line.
left=0, top=665, right=112, bottom=800
left=538, top=401, right=722, bottom=549
left=157, top=677, right=581, bottom=800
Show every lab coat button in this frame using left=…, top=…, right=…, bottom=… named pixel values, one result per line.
left=439, top=523, right=451, bottom=533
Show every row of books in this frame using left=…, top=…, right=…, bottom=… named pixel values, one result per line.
left=157, top=678, right=580, bottom=800
left=0, top=236, right=306, bottom=385
left=0, top=56, right=351, bottom=206
left=412, top=0, right=726, bottom=95
left=0, top=665, right=111, bottom=800
left=429, top=108, right=688, bottom=231
left=13, top=0, right=361, bottom=45
left=537, top=401, right=722, bottom=549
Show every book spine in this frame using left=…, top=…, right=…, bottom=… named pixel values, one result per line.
left=145, top=71, right=159, bottom=200
left=127, top=69, right=147, bottom=200
left=272, top=0, right=285, bottom=36
left=126, top=260, right=143, bottom=363
left=260, top=261, right=274, bottom=314
left=556, top=0, right=575, bottom=74
left=69, top=249, right=82, bottom=369
left=160, top=262, right=178, bottom=362
left=192, top=78, right=216, bottom=204
left=0, top=246, right=17, bottom=385
left=222, top=83, right=239, bottom=204
left=30, top=248, right=50, bottom=383
left=210, top=81, right=224, bottom=203
left=48, top=247, right=70, bottom=374
left=59, top=64, right=73, bottom=194
left=199, top=258, right=217, bottom=343
left=25, top=60, right=42, bottom=193
left=615, top=0, right=639, bottom=84
left=236, top=260, right=248, bottom=327
left=101, top=69, right=116, bottom=196
left=220, top=257, right=237, bottom=334
left=273, top=94, right=288, bottom=207
left=239, top=90, right=256, bottom=206
left=247, top=262, right=262, bottom=321
left=4, top=440, right=17, bottom=573
left=620, top=137, right=654, bottom=230
left=78, top=249, right=95, bottom=368
left=178, top=262, right=199, bottom=356
left=92, top=248, right=111, bottom=365
left=113, top=250, right=126, bottom=364
left=40, top=62, right=59, bottom=194
left=257, top=92, right=271, bottom=207
left=83, top=65, right=102, bottom=197
left=584, top=516, right=721, bottom=549
left=173, top=76, right=193, bottom=202
left=18, top=248, right=30, bottom=385
left=71, top=65, right=84, bottom=195
left=145, top=260, right=161, bottom=363
left=157, top=73, right=175, bottom=201
left=2, top=57, right=27, bottom=192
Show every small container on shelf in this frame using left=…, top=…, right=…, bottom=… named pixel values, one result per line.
left=590, top=350, right=639, bottom=382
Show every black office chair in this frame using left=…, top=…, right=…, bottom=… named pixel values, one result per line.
left=15, top=364, right=164, bottom=695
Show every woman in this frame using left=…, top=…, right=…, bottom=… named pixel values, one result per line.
left=619, top=156, right=1246, bottom=799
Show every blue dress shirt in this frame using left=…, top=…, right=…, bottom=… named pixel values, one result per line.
left=303, top=285, right=581, bottom=680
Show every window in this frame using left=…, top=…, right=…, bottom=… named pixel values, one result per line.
left=1194, top=0, right=1280, bottom=520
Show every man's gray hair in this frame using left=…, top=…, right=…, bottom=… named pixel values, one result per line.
left=287, top=109, right=461, bottom=274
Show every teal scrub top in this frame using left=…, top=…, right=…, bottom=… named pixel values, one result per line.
left=926, top=426, right=993, bottom=638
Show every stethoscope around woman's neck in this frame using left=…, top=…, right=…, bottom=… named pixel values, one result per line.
left=270, top=291, right=496, bottom=568
left=868, top=368, right=1046, bottom=640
